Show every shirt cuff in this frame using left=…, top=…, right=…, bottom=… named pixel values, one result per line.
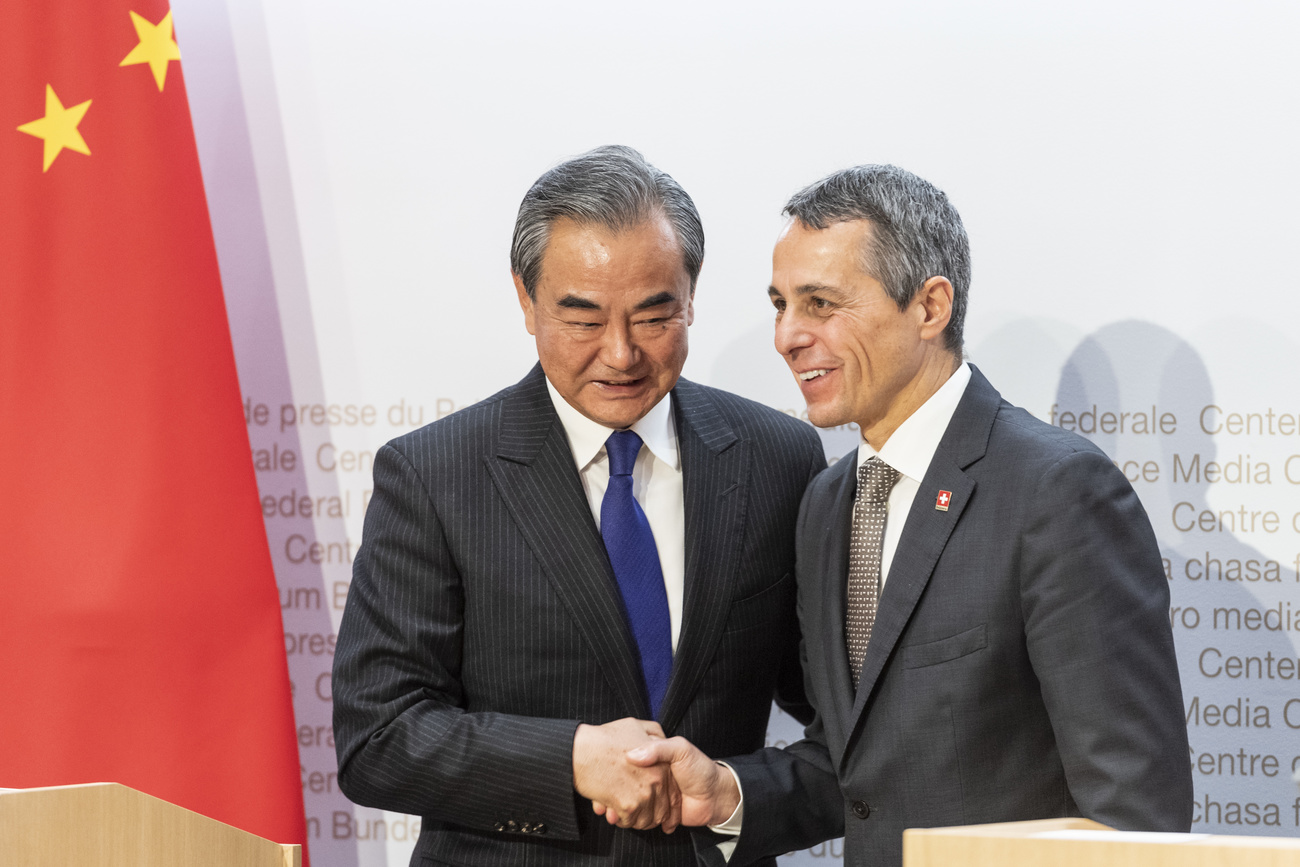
left=708, top=761, right=744, bottom=863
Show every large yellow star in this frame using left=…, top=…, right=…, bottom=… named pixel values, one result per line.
left=16, top=85, right=92, bottom=172
left=119, top=10, right=181, bottom=91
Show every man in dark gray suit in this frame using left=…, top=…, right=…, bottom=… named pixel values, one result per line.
left=629, top=165, right=1193, bottom=866
left=332, top=146, right=830, bottom=866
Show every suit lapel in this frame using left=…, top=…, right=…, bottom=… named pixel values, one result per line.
left=657, top=380, right=749, bottom=732
left=841, top=367, right=1002, bottom=760
left=483, top=365, right=649, bottom=718
left=812, top=456, right=858, bottom=736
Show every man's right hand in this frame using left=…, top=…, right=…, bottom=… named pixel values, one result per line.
left=625, top=736, right=741, bottom=829
left=572, top=718, right=678, bottom=832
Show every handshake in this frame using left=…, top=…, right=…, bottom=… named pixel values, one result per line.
left=572, top=718, right=742, bottom=834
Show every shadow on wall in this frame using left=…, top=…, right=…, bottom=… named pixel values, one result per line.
left=1053, top=320, right=1298, bottom=836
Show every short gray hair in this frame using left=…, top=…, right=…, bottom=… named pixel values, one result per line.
left=784, top=165, right=969, bottom=354
left=510, top=145, right=704, bottom=299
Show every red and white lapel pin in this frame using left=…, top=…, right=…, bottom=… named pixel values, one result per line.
left=935, top=490, right=952, bottom=511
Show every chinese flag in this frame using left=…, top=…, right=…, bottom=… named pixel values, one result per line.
left=0, top=1, right=307, bottom=858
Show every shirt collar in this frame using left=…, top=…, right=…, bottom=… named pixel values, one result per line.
left=857, top=362, right=972, bottom=483
left=545, top=376, right=680, bottom=473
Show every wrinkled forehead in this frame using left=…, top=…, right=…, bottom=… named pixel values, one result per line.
left=537, top=216, right=689, bottom=289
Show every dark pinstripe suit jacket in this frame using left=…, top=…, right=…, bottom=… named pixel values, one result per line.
left=723, top=366, right=1192, bottom=867
left=333, top=364, right=827, bottom=866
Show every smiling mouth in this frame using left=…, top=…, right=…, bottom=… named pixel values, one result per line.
left=595, top=377, right=647, bottom=388
left=797, top=369, right=830, bottom=381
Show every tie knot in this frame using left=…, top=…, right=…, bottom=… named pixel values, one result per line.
left=858, top=456, right=900, bottom=502
left=605, top=429, right=644, bottom=477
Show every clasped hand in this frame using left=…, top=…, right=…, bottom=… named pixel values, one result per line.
left=572, top=718, right=740, bottom=834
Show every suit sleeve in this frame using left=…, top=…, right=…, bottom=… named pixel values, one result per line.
left=332, top=443, right=585, bottom=839
left=714, top=464, right=845, bottom=865
left=1020, top=449, right=1193, bottom=831
left=723, top=699, right=844, bottom=864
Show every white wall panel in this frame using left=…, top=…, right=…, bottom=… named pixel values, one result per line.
left=173, top=1, right=1300, bottom=862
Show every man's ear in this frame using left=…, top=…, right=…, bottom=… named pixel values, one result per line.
left=513, top=272, right=537, bottom=336
left=685, top=260, right=700, bottom=326
left=913, top=276, right=953, bottom=343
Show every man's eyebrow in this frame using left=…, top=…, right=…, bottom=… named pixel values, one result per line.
left=634, top=292, right=676, bottom=310
left=769, top=283, right=841, bottom=297
left=556, top=295, right=601, bottom=310
left=793, top=283, right=841, bottom=296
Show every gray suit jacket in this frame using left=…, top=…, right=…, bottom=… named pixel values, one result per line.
left=332, top=365, right=829, bottom=866
left=725, top=365, right=1193, bottom=867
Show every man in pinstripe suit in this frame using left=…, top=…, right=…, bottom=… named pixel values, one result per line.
left=332, top=146, right=835, bottom=866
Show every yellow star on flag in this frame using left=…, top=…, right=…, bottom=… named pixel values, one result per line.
left=120, top=10, right=182, bottom=91
left=16, top=85, right=93, bottom=172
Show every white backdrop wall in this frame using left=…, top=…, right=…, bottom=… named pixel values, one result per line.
left=172, top=1, right=1300, bottom=864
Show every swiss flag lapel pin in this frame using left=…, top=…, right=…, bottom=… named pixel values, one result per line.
left=935, top=490, right=952, bottom=511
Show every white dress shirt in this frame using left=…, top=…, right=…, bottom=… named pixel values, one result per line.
left=544, top=378, right=686, bottom=652
left=856, top=362, right=971, bottom=588
left=717, top=363, right=973, bottom=853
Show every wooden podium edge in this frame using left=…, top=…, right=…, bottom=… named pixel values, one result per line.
left=0, top=782, right=303, bottom=867
left=903, top=817, right=1300, bottom=867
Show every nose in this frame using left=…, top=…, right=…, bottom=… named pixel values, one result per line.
left=774, top=309, right=813, bottom=359
left=599, top=320, right=639, bottom=371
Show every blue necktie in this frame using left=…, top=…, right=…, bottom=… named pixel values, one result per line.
left=601, top=430, right=672, bottom=719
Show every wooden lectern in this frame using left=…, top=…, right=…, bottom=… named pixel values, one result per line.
left=905, top=817, right=1300, bottom=867
left=0, top=782, right=301, bottom=867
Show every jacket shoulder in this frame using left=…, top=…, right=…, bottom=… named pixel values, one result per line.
left=382, top=380, right=516, bottom=462
left=988, top=400, right=1112, bottom=467
left=679, top=380, right=823, bottom=455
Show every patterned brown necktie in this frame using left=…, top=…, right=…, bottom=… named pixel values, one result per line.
left=846, top=456, right=901, bottom=689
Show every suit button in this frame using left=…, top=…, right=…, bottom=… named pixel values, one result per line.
left=493, top=822, right=505, bottom=832
left=534, top=823, right=547, bottom=835
left=505, top=820, right=519, bottom=833
left=852, top=800, right=871, bottom=819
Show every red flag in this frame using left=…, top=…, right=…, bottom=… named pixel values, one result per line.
left=0, top=2, right=307, bottom=857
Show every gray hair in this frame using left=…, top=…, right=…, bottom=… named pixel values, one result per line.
left=510, top=145, right=704, bottom=299
left=784, top=165, right=969, bottom=354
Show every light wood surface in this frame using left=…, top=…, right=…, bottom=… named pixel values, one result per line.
left=904, top=817, right=1300, bottom=867
left=0, top=782, right=302, bottom=867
